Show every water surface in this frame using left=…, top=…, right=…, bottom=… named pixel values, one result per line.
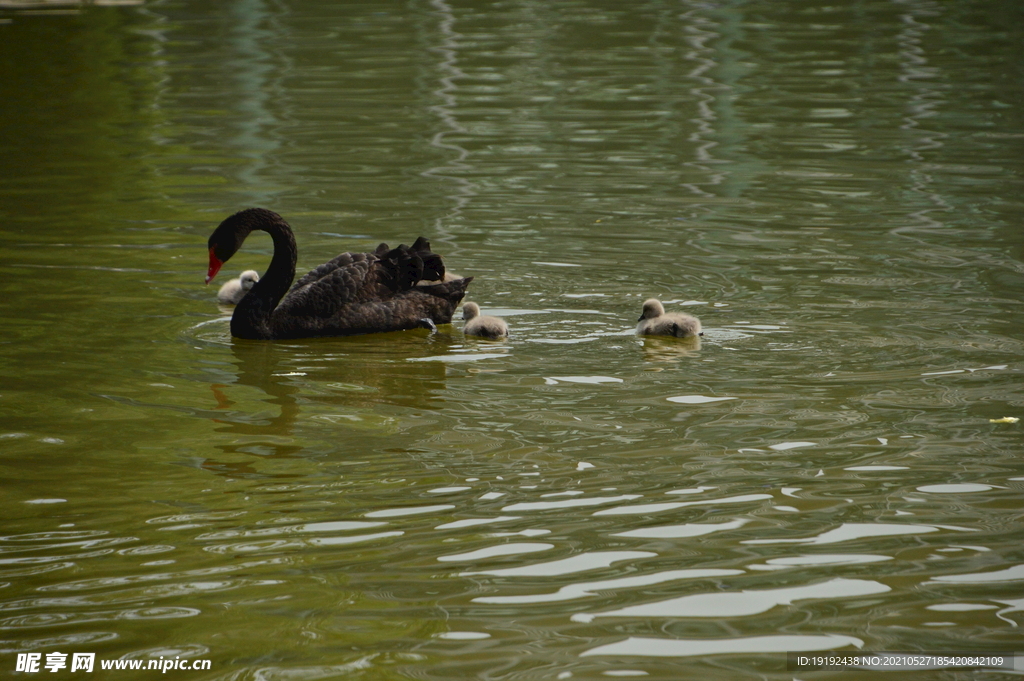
left=1, top=1, right=1022, bottom=679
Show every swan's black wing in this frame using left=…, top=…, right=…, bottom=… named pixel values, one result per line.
left=284, top=239, right=437, bottom=298
left=266, top=238, right=464, bottom=338
left=275, top=252, right=379, bottom=320
left=274, top=244, right=430, bottom=321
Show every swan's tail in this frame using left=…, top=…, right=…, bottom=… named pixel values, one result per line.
left=419, top=276, right=473, bottom=324
left=422, top=276, right=472, bottom=305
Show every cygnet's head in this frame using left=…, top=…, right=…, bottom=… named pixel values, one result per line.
left=639, top=298, right=665, bottom=321
left=239, top=270, right=260, bottom=291
left=462, top=302, right=481, bottom=321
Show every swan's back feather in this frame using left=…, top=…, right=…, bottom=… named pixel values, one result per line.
left=279, top=252, right=375, bottom=316
left=289, top=252, right=366, bottom=294
left=377, top=243, right=427, bottom=293
left=268, top=245, right=467, bottom=339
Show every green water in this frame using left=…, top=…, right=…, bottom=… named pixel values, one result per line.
left=1, top=1, right=1022, bottom=679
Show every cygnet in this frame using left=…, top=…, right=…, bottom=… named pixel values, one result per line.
left=462, top=302, right=508, bottom=339
left=636, top=298, right=702, bottom=338
left=217, top=270, right=260, bottom=305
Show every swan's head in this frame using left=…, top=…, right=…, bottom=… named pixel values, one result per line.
left=206, top=208, right=284, bottom=284
left=639, top=298, right=665, bottom=321
left=239, top=270, right=260, bottom=291
left=462, top=302, right=481, bottom=321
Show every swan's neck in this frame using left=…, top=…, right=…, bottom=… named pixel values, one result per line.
left=231, top=221, right=296, bottom=340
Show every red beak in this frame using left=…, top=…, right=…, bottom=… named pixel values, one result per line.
left=206, top=247, right=224, bottom=284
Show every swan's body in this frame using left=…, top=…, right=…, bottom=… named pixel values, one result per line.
left=206, top=208, right=472, bottom=340
left=216, top=270, right=260, bottom=305
left=636, top=298, right=702, bottom=338
left=462, top=302, right=508, bottom=339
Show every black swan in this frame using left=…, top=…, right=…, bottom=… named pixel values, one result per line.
left=461, top=302, right=509, bottom=339
left=205, top=208, right=472, bottom=340
left=216, top=269, right=260, bottom=304
left=636, top=298, right=702, bottom=338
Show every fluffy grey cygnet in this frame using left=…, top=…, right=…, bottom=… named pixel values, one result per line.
left=636, top=298, right=702, bottom=338
left=462, top=302, right=508, bottom=339
left=217, top=270, right=260, bottom=305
